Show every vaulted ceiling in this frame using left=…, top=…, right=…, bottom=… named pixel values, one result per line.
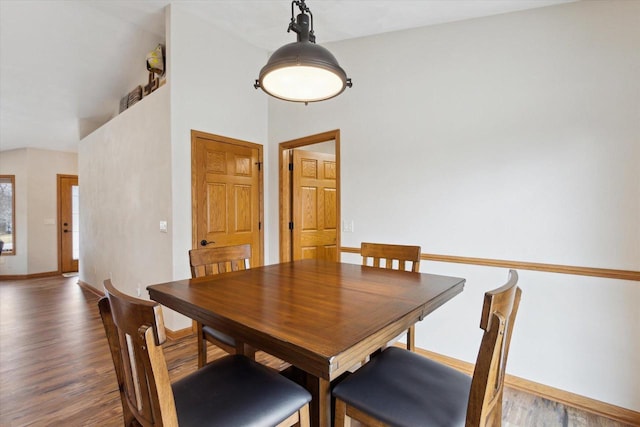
left=0, top=0, right=573, bottom=153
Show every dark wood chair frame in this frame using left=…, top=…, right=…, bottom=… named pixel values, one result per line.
left=99, top=278, right=311, bottom=427
left=361, top=242, right=421, bottom=351
left=189, top=244, right=253, bottom=367
left=334, top=270, right=522, bottom=427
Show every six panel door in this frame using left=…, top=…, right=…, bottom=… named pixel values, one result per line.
left=193, top=134, right=262, bottom=266
left=292, top=149, right=337, bottom=261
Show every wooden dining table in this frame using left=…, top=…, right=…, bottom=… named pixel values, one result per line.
left=147, top=259, right=465, bottom=427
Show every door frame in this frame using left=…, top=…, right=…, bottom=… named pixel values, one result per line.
left=57, top=174, right=78, bottom=273
left=279, top=129, right=341, bottom=263
left=191, top=130, right=265, bottom=265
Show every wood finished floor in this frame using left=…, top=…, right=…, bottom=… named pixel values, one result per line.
left=0, top=276, right=632, bottom=426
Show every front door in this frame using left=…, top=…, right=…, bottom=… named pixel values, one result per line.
left=58, top=175, right=79, bottom=273
left=191, top=131, right=263, bottom=266
left=292, top=149, right=337, bottom=261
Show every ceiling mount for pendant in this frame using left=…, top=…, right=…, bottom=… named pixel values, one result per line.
left=254, top=0, right=352, bottom=104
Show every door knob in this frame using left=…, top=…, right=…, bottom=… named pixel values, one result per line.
left=200, top=240, right=215, bottom=247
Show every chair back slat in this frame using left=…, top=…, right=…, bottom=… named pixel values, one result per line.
left=189, top=244, right=252, bottom=279
left=361, top=242, right=421, bottom=272
left=99, top=279, right=178, bottom=426
left=467, top=270, right=522, bottom=427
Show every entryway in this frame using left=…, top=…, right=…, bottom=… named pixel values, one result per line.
left=279, top=130, right=341, bottom=262
left=57, top=174, right=79, bottom=273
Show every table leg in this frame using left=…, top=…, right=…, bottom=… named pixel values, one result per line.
left=304, top=373, right=331, bottom=427
left=235, top=341, right=256, bottom=360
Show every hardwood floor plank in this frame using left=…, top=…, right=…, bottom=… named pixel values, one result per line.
left=0, top=276, right=633, bottom=426
left=0, top=276, right=286, bottom=426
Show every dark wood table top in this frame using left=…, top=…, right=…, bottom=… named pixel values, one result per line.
left=148, top=259, right=465, bottom=380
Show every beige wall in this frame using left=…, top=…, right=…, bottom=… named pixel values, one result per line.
left=79, top=86, right=172, bottom=301
left=268, top=0, right=639, bottom=412
left=0, top=148, right=77, bottom=275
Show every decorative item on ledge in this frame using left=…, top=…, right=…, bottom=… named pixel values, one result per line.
left=119, top=85, right=143, bottom=113
left=144, top=43, right=165, bottom=96
left=118, top=43, right=166, bottom=113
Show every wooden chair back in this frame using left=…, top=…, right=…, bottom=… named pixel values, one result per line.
left=467, top=270, right=522, bottom=427
left=189, top=244, right=253, bottom=366
left=189, top=244, right=252, bottom=278
left=361, top=242, right=421, bottom=351
left=361, top=242, right=421, bottom=272
left=98, top=279, right=177, bottom=426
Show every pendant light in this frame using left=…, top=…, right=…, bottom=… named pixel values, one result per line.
left=254, top=0, right=352, bottom=104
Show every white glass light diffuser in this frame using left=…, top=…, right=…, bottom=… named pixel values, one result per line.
left=262, top=66, right=345, bottom=102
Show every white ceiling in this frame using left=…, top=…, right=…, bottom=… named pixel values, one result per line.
left=0, top=0, right=574, bottom=153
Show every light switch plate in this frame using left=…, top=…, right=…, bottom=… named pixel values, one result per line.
left=159, top=221, right=168, bottom=233
left=342, top=220, right=354, bottom=233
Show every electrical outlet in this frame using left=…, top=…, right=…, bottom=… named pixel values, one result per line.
left=342, top=220, right=354, bottom=233
left=159, top=220, right=168, bottom=233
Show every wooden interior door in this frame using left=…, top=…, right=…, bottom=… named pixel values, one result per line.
left=58, top=175, right=79, bottom=273
left=292, top=149, right=337, bottom=261
left=192, top=131, right=263, bottom=266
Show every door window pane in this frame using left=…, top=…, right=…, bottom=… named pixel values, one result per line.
left=72, top=185, right=79, bottom=260
left=0, top=175, right=15, bottom=255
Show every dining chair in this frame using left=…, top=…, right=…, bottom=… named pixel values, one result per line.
left=361, top=242, right=421, bottom=350
left=333, top=270, right=522, bottom=427
left=361, top=242, right=421, bottom=272
left=189, top=244, right=253, bottom=367
left=99, top=279, right=311, bottom=427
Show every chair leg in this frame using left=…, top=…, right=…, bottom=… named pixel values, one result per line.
left=196, top=322, right=207, bottom=368
left=235, top=342, right=257, bottom=360
left=407, top=325, right=415, bottom=351
left=122, top=404, right=137, bottom=427
left=299, top=403, right=310, bottom=427
left=274, top=403, right=310, bottom=427
left=334, top=399, right=351, bottom=427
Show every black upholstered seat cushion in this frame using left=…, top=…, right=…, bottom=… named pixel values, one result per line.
left=333, top=347, right=472, bottom=427
left=202, top=324, right=236, bottom=347
left=173, top=355, right=311, bottom=427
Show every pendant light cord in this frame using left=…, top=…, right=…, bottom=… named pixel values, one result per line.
left=289, top=0, right=315, bottom=42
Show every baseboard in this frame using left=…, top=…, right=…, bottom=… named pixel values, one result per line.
left=413, top=347, right=640, bottom=426
left=165, top=326, right=194, bottom=340
left=0, top=270, right=61, bottom=280
left=78, top=279, right=195, bottom=340
left=78, top=280, right=104, bottom=297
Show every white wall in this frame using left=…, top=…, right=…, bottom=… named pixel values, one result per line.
left=79, top=86, right=172, bottom=301
left=166, top=4, right=269, bottom=329
left=77, top=4, right=269, bottom=330
left=0, top=148, right=77, bottom=275
left=76, top=4, right=270, bottom=331
left=268, top=0, right=639, bottom=412
left=73, top=0, right=638, bottom=411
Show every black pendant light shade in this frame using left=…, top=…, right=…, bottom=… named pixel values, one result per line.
left=254, top=1, right=352, bottom=103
